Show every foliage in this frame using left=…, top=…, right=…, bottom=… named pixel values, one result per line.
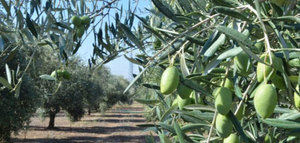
left=108, top=0, right=300, bottom=142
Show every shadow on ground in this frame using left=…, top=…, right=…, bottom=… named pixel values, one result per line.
left=28, top=125, right=145, bottom=134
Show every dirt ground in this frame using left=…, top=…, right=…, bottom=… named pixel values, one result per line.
left=12, top=104, right=158, bottom=143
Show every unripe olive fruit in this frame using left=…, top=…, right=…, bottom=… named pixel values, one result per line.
left=71, top=16, right=81, bottom=26
left=177, top=83, right=193, bottom=99
left=250, top=82, right=265, bottom=98
left=76, top=26, right=85, bottom=38
left=223, top=133, right=239, bottom=143
left=220, top=78, right=234, bottom=91
left=234, top=52, right=251, bottom=76
left=160, top=66, right=180, bottom=95
left=256, top=53, right=276, bottom=82
left=216, top=114, right=233, bottom=138
left=80, top=16, right=90, bottom=25
left=288, top=58, right=300, bottom=68
left=215, top=87, right=232, bottom=115
left=62, top=70, right=71, bottom=80
left=294, top=86, right=300, bottom=108
left=271, top=74, right=286, bottom=90
left=254, top=84, right=277, bottom=119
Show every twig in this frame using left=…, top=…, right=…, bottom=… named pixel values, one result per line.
left=253, top=1, right=273, bottom=64
left=234, top=74, right=257, bottom=115
left=206, top=110, right=217, bottom=143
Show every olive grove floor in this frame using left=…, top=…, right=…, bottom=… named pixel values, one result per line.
left=12, top=104, right=158, bottom=143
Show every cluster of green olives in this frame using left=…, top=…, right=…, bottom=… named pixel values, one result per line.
left=71, top=15, right=90, bottom=38
left=160, top=49, right=299, bottom=142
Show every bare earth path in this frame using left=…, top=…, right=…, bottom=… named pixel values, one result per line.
left=12, top=104, right=158, bottom=143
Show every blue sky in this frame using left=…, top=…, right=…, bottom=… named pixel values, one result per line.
left=78, top=0, right=151, bottom=80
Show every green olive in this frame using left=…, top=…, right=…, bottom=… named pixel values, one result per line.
left=220, top=78, right=234, bottom=91
left=71, top=16, right=81, bottom=26
left=288, top=58, right=300, bottom=68
left=214, top=87, right=232, bottom=115
left=62, top=70, right=71, bottom=80
left=254, top=84, right=277, bottom=119
left=160, top=66, right=180, bottom=95
left=80, top=16, right=90, bottom=25
left=216, top=114, right=233, bottom=138
left=223, top=133, right=239, bottom=143
left=256, top=53, right=276, bottom=82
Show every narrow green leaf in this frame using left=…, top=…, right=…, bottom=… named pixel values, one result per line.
left=181, top=123, right=210, bottom=133
left=234, top=84, right=243, bottom=98
left=25, top=13, right=38, bottom=38
left=174, top=121, right=185, bottom=143
left=203, top=58, right=222, bottom=75
left=39, top=74, right=56, bottom=81
left=5, top=64, right=11, bottom=84
left=118, top=22, right=144, bottom=50
left=176, top=110, right=214, bottom=121
left=279, top=112, right=300, bottom=120
left=135, top=15, right=165, bottom=42
left=215, top=6, right=249, bottom=21
left=151, top=0, right=181, bottom=23
left=124, top=55, right=143, bottom=66
left=180, top=53, right=190, bottom=77
left=217, top=46, right=243, bottom=60
left=159, top=122, right=176, bottom=134
left=216, top=26, right=252, bottom=47
left=183, top=104, right=215, bottom=112
left=261, top=118, right=300, bottom=129
left=272, top=16, right=300, bottom=24
left=161, top=104, right=177, bottom=121
left=204, top=34, right=226, bottom=59
left=142, top=83, right=160, bottom=90
left=0, top=77, right=13, bottom=90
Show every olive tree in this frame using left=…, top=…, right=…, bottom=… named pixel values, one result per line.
left=0, top=0, right=130, bottom=140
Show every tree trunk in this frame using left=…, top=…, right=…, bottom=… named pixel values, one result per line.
left=88, top=108, right=91, bottom=115
left=47, top=112, right=56, bottom=129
